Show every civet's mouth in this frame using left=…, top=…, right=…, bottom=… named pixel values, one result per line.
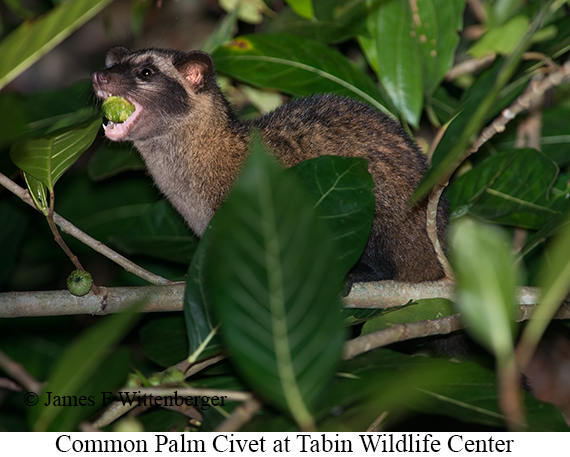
left=95, top=89, right=142, bottom=141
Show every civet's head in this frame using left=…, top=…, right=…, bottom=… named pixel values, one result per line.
left=91, top=46, right=216, bottom=142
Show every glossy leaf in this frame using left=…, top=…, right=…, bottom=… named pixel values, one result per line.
left=447, top=149, right=560, bottom=229
left=414, top=0, right=465, bottom=96
left=289, top=156, right=375, bottom=277
left=10, top=115, right=102, bottom=192
left=358, top=0, right=464, bottom=126
left=0, top=0, right=114, bottom=89
left=206, top=140, right=344, bottom=429
left=451, top=218, right=519, bottom=361
left=358, top=0, right=422, bottom=126
left=212, top=33, right=391, bottom=115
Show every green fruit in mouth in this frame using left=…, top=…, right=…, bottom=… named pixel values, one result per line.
left=102, top=96, right=136, bottom=123
left=67, top=269, right=93, bottom=296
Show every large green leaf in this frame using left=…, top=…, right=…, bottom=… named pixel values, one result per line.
left=211, top=33, right=391, bottom=115
left=0, top=0, right=115, bottom=89
left=451, top=218, right=519, bottom=362
left=447, top=149, right=560, bottom=229
left=358, top=0, right=422, bottom=126
left=289, top=156, right=375, bottom=276
left=10, top=115, right=102, bottom=192
left=414, top=0, right=465, bottom=96
left=183, top=155, right=372, bottom=364
left=358, top=0, right=464, bottom=126
left=205, top=140, right=344, bottom=429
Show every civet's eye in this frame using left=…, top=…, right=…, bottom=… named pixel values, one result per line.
left=138, top=68, right=154, bottom=77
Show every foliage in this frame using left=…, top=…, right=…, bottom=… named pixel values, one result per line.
left=1, top=0, right=570, bottom=432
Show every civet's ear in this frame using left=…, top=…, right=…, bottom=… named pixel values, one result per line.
left=105, top=46, right=131, bottom=68
left=174, top=51, right=216, bottom=92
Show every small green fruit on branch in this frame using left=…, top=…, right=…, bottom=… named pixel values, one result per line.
left=67, top=270, right=93, bottom=296
left=102, top=96, right=135, bottom=123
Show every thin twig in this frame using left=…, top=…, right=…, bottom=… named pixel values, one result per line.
left=215, top=397, right=264, bottom=432
left=498, top=355, right=526, bottom=431
left=182, top=354, right=227, bottom=378
left=426, top=188, right=454, bottom=281
left=0, top=171, right=173, bottom=286
left=343, top=314, right=464, bottom=360
left=0, top=349, right=43, bottom=393
left=426, top=58, right=570, bottom=282
left=131, top=387, right=252, bottom=402
left=0, top=378, right=24, bottom=391
left=95, top=354, right=227, bottom=428
left=446, top=54, right=496, bottom=81
left=468, top=58, right=570, bottom=156
left=342, top=300, right=570, bottom=361
left=44, top=188, right=104, bottom=295
left=366, top=411, right=389, bottom=432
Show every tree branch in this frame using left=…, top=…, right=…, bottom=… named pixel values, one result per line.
left=0, top=279, right=548, bottom=318
left=0, top=171, right=173, bottom=286
left=0, top=284, right=185, bottom=317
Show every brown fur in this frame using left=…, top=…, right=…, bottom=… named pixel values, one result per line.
left=92, top=47, right=447, bottom=283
